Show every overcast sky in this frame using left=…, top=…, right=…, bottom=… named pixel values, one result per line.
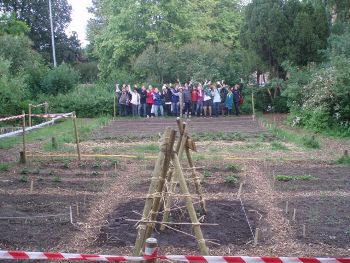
left=66, top=0, right=93, bottom=47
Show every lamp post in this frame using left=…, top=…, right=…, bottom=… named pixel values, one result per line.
left=48, top=0, right=57, bottom=67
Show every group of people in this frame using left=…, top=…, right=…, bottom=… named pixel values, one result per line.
left=116, top=80, right=243, bottom=118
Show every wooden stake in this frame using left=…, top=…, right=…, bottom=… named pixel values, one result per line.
left=114, top=163, right=117, bottom=175
left=272, top=171, right=275, bottom=189
left=21, top=111, right=26, bottom=164
left=76, top=202, right=80, bottom=217
left=171, top=151, right=209, bottom=255
left=285, top=201, right=289, bottom=214
left=160, top=171, right=175, bottom=231
left=72, top=113, right=81, bottom=161
left=45, top=102, right=48, bottom=122
left=83, top=192, right=87, bottom=207
left=292, top=208, right=296, bottom=221
left=69, top=206, right=73, bottom=224
left=251, top=92, right=255, bottom=117
left=253, top=228, right=259, bottom=247
left=237, top=182, right=243, bottom=199
left=185, top=147, right=206, bottom=214
left=133, top=128, right=174, bottom=256
left=113, top=95, right=116, bottom=118
left=52, top=137, right=58, bottom=149
left=302, top=224, right=306, bottom=237
left=143, top=129, right=176, bottom=244
left=30, top=180, right=34, bottom=193
left=28, top=104, right=32, bottom=127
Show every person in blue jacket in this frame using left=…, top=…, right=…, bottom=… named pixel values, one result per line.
left=152, top=88, right=164, bottom=117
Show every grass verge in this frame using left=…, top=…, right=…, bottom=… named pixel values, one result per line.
left=0, top=116, right=110, bottom=151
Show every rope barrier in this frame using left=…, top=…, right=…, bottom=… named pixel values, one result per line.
left=0, top=114, right=25, bottom=122
left=1, top=250, right=349, bottom=262
left=0, top=112, right=73, bottom=140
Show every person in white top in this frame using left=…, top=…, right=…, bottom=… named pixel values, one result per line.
left=129, top=86, right=140, bottom=117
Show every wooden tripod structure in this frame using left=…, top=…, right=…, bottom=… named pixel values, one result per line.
left=133, top=119, right=208, bottom=256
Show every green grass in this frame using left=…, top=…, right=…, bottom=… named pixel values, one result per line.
left=336, top=154, right=350, bottom=165
left=134, top=143, right=160, bottom=153
left=52, top=175, right=62, bottom=183
left=208, top=146, right=221, bottom=153
left=268, top=124, right=321, bottom=149
left=276, top=175, right=317, bottom=182
left=192, top=153, right=206, bottom=161
left=0, top=163, right=11, bottom=172
left=270, top=141, right=289, bottom=151
left=19, top=175, right=28, bottom=182
left=0, top=116, right=110, bottom=151
left=203, top=171, right=212, bottom=178
left=224, top=175, right=239, bottom=184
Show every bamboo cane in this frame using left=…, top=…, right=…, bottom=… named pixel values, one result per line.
left=185, top=147, right=206, bottom=213
left=251, top=92, right=255, bottom=118
left=171, top=151, right=209, bottom=255
left=28, top=104, right=32, bottom=127
left=72, top=113, right=81, bottom=161
left=143, top=129, right=176, bottom=242
left=21, top=111, right=26, bottom=164
left=133, top=128, right=174, bottom=256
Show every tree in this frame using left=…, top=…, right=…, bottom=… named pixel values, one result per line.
left=240, top=0, right=330, bottom=78
left=87, top=0, right=243, bottom=83
left=0, top=0, right=81, bottom=64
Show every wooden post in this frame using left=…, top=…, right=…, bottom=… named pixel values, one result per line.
left=69, top=206, right=73, bottom=224
left=254, top=228, right=259, bottom=247
left=237, top=182, right=243, bottom=199
left=52, top=137, right=58, bottom=149
left=302, top=224, right=306, bottom=237
left=251, top=92, right=255, bottom=118
left=72, top=113, right=81, bottom=161
left=185, top=147, right=206, bottom=213
left=285, top=201, right=289, bottom=214
left=292, top=208, right=296, bottom=221
left=44, top=102, right=48, bottom=121
left=133, top=128, right=175, bottom=256
left=76, top=202, right=80, bottom=217
left=28, top=104, right=32, bottom=127
left=21, top=111, right=26, bottom=164
left=160, top=170, right=175, bottom=231
left=171, top=151, right=209, bottom=255
left=144, top=238, right=158, bottom=262
left=143, top=129, right=176, bottom=244
left=113, top=95, right=117, bottom=119
left=30, top=180, right=34, bottom=193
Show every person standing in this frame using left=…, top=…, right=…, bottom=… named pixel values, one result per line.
left=183, top=84, right=191, bottom=118
left=203, top=82, right=213, bottom=118
left=170, top=85, right=180, bottom=116
left=118, top=88, right=129, bottom=117
left=163, top=85, right=172, bottom=116
left=191, top=86, right=199, bottom=117
left=196, top=85, right=204, bottom=117
left=146, top=86, right=154, bottom=118
left=153, top=88, right=164, bottom=117
left=139, top=86, right=147, bottom=117
left=212, top=84, right=221, bottom=117
left=130, top=87, right=140, bottom=117
left=225, top=88, right=233, bottom=116
left=233, top=84, right=241, bottom=116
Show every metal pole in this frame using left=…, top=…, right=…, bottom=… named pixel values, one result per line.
left=49, top=0, right=57, bottom=67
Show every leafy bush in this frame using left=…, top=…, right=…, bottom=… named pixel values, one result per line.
left=41, top=84, right=114, bottom=117
left=41, top=64, right=80, bottom=95
left=224, top=175, right=239, bottom=184
left=227, top=164, right=241, bottom=173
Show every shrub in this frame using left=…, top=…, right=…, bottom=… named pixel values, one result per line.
left=41, top=64, right=80, bottom=95
left=227, top=163, right=241, bottom=173
left=0, top=163, right=10, bottom=172
left=41, top=84, right=114, bottom=117
left=224, top=175, right=239, bottom=184
left=276, top=175, right=316, bottom=182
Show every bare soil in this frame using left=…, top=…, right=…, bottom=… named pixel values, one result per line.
left=0, top=114, right=349, bottom=258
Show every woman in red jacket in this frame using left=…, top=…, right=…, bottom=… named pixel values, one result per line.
left=146, top=86, right=154, bottom=118
left=191, top=86, right=199, bottom=117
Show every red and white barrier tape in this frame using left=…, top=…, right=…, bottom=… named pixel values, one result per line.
left=1, top=251, right=349, bottom=263
left=0, top=115, right=24, bottom=122
left=29, top=113, right=73, bottom=118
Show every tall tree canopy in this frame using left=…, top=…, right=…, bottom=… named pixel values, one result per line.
left=0, top=0, right=81, bottom=64
left=87, top=0, right=244, bottom=83
left=240, top=0, right=329, bottom=78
